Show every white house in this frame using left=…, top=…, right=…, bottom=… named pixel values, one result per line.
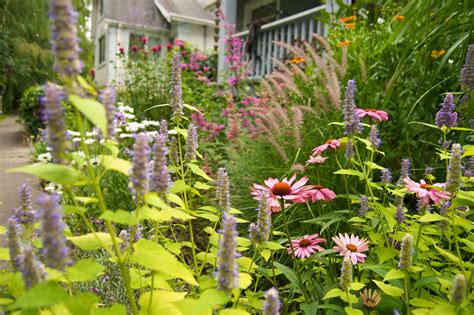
left=91, top=0, right=216, bottom=86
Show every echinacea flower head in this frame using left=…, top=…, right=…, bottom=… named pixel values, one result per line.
left=403, top=177, right=450, bottom=206
left=435, top=94, right=457, bottom=129
left=299, top=185, right=336, bottom=202
left=355, top=108, right=389, bottom=122
left=306, top=155, right=328, bottom=166
left=312, top=139, right=341, bottom=155
left=361, top=289, right=382, bottom=310
left=251, top=174, right=315, bottom=204
left=288, top=234, right=326, bottom=259
left=332, top=233, right=369, bottom=265
left=263, top=288, right=281, bottom=315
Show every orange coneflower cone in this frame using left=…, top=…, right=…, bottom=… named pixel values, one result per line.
left=361, top=288, right=382, bottom=310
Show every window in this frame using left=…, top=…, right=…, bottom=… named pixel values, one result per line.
left=98, top=35, right=106, bottom=64
left=98, top=0, right=104, bottom=16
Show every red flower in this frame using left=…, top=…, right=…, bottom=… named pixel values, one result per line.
left=90, top=68, right=95, bottom=78
left=151, top=45, right=161, bottom=53
left=131, top=45, right=139, bottom=52
left=166, top=43, right=173, bottom=50
left=119, top=47, right=125, bottom=55
left=140, top=36, right=148, bottom=45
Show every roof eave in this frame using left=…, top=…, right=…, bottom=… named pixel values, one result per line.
left=169, top=14, right=215, bottom=27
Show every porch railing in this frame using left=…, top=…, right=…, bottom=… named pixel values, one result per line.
left=235, top=5, right=326, bottom=78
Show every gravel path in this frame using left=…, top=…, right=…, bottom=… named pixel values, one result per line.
left=0, top=116, right=39, bottom=230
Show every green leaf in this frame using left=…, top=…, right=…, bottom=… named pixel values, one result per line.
left=333, top=169, right=364, bottom=180
left=452, top=190, right=474, bottom=207
left=63, top=205, right=87, bottom=215
left=261, top=249, right=271, bottom=262
left=166, top=193, right=185, bottom=208
left=93, top=304, right=127, bottom=315
left=418, top=212, right=449, bottom=222
left=340, top=292, right=358, bottom=304
left=100, top=155, right=131, bottom=176
left=174, top=289, right=228, bottom=315
left=69, top=95, right=107, bottom=137
left=7, top=163, right=80, bottom=185
left=462, top=145, right=474, bottom=157
left=66, top=259, right=105, bottom=282
left=63, top=292, right=99, bottom=315
left=0, top=248, right=10, bottom=260
left=194, top=181, right=211, bottom=190
left=138, top=290, right=186, bottom=315
left=409, top=298, right=438, bottom=307
left=266, top=241, right=285, bottom=250
left=373, top=280, right=404, bottom=297
left=323, top=288, right=343, bottom=300
left=238, top=272, right=252, bottom=289
left=77, top=75, right=98, bottom=97
left=364, top=161, right=385, bottom=170
left=374, top=246, right=399, bottom=264
left=169, top=180, right=190, bottom=193
left=0, top=225, right=6, bottom=235
left=68, top=232, right=120, bottom=251
left=188, top=163, right=213, bottom=181
left=274, top=262, right=299, bottom=287
left=344, top=307, right=364, bottom=315
left=220, top=310, right=250, bottom=315
left=130, top=239, right=198, bottom=286
left=99, top=210, right=139, bottom=225
left=384, top=269, right=405, bottom=281
left=9, top=282, right=68, bottom=310
left=350, top=282, right=365, bottom=291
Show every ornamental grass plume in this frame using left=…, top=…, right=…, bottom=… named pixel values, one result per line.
left=130, top=133, right=150, bottom=201
left=41, top=83, right=68, bottom=164
left=185, top=123, right=198, bottom=161
left=263, top=288, right=281, bottom=315
left=49, top=0, right=83, bottom=78
left=435, top=94, right=457, bottom=128
left=7, top=218, right=23, bottom=272
left=215, top=167, right=231, bottom=213
left=450, top=274, right=467, bottom=305
left=150, top=134, right=171, bottom=196
left=38, top=193, right=69, bottom=270
left=21, top=244, right=45, bottom=289
left=369, top=125, right=381, bottom=148
left=343, top=79, right=361, bottom=136
left=215, top=214, right=239, bottom=295
left=460, top=44, right=473, bottom=94
left=99, top=87, right=116, bottom=138
left=170, top=52, right=184, bottom=118
left=12, top=184, right=36, bottom=226
left=398, top=233, right=413, bottom=270
left=340, top=256, right=353, bottom=291
left=445, top=143, right=463, bottom=194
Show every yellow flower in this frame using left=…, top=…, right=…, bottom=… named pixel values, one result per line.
left=337, top=40, right=352, bottom=48
left=394, top=15, right=405, bottom=21
left=339, top=15, right=357, bottom=23
left=431, top=49, right=446, bottom=59
left=345, top=23, right=356, bottom=29
left=290, top=57, right=305, bottom=64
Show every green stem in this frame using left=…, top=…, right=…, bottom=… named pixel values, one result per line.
left=404, top=271, right=410, bottom=314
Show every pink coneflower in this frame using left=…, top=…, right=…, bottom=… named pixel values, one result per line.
left=306, top=155, right=328, bottom=166
left=251, top=175, right=314, bottom=201
left=403, top=177, right=450, bottom=206
left=355, top=108, right=389, bottom=122
left=332, top=233, right=369, bottom=265
left=300, top=185, right=336, bottom=202
left=312, top=139, right=341, bottom=155
left=288, top=234, right=326, bottom=259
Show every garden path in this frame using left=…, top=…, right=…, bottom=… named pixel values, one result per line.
left=0, top=116, right=39, bottom=231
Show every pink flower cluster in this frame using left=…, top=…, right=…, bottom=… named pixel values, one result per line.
left=191, top=112, right=225, bottom=141
left=306, top=139, right=341, bottom=166
left=220, top=15, right=248, bottom=86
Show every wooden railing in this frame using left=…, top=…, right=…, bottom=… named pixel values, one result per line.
left=235, top=5, right=326, bottom=78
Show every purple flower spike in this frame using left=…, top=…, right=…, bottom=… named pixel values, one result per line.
left=21, top=243, right=45, bottom=288
left=49, top=0, right=83, bottom=78
left=460, top=44, right=474, bottom=94
left=345, top=138, right=354, bottom=160
left=185, top=123, right=198, bottom=161
left=359, top=195, right=369, bottom=216
left=13, top=184, right=36, bottom=226
left=343, top=80, right=361, bottom=136
left=397, top=158, right=411, bottom=184
left=99, top=87, right=116, bottom=138
left=395, top=202, right=404, bottom=224
left=41, top=83, right=68, bottom=164
left=150, top=134, right=171, bottom=196
left=369, top=125, right=381, bottom=148
left=435, top=94, right=457, bottom=129
left=215, top=214, right=239, bottom=295
left=159, top=120, right=168, bottom=142
left=38, top=193, right=69, bottom=270
left=381, top=168, right=392, bottom=184
left=445, top=143, right=463, bottom=194
left=263, top=288, right=281, bottom=315
left=216, top=167, right=231, bottom=213
left=249, top=191, right=270, bottom=244
left=171, top=52, right=184, bottom=118
left=7, top=217, right=23, bottom=272
left=130, top=133, right=150, bottom=201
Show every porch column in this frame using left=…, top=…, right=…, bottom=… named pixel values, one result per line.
left=217, top=0, right=237, bottom=84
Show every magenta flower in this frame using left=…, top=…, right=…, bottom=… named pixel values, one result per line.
left=299, top=185, right=337, bottom=202
left=332, top=233, right=369, bottom=265
left=355, top=108, right=389, bottom=122
left=151, top=45, right=161, bottom=53
left=312, top=139, right=341, bottom=155
left=403, top=177, right=450, bottom=206
left=306, top=155, right=328, bottom=166
left=131, top=45, right=139, bottom=52
left=288, top=234, right=326, bottom=259
left=140, top=36, right=148, bottom=45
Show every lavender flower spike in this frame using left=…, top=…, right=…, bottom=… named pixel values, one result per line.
left=130, top=133, right=150, bottom=201
left=185, top=123, right=198, bottom=161
left=159, top=119, right=169, bottom=142
left=345, top=138, right=354, bottom=160
left=445, top=143, right=463, bottom=194
left=397, top=158, right=411, bottom=185
left=398, top=234, right=413, bottom=270
left=250, top=191, right=271, bottom=244
left=343, top=79, right=361, bottom=136
left=49, top=0, right=83, bottom=78
left=215, top=214, right=239, bottom=295
left=38, top=193, right=69, bottom=270
left=263, top=288, right=281, bottom=315
left=369, top=125, right=381, bottom=148
left=395, top=202, right=405, bottom=224
left=13, top=184, right=36, bottom=226
left=340, top=256, right=353, bottom=291
left=216, top=167, right=231, bottom=213
left=460, top=44, right=474, bottom=94
left=381, top=168, right=392, bottom=184
left=41, top=83, right=68, bottom=164
left=7, top=218, right=23, bottom=272
left=435, top=94, right=457, bottom=129
left=99, top=87, right=116, bottom=138
left=150, top=134, right=172, bottom=196
left=21, top=244, right=44, bottom=288
left=170, top=52, right=184, bottom=118
left=359, top=195, right=369, bottom=216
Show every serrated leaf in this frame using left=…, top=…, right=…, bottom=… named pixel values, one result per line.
left=7, top=163, right=80, bottom=185
left=188, top=163, right=213, bottom=181
left=323, top=288, right=343, bottom=300
left=373, top=280, right=404, bottom=297
left=384, top=269, right=405, bottom=281
left=66, top=259, right=104, bottom=282
left=68, top=232, right=120, bottom=251
left=9, top=282, right=68, bottom=310
left=69, top=95, right=107, bottom=137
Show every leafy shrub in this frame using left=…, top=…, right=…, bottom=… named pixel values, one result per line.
left=18, top=85, right=44, bottom=137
